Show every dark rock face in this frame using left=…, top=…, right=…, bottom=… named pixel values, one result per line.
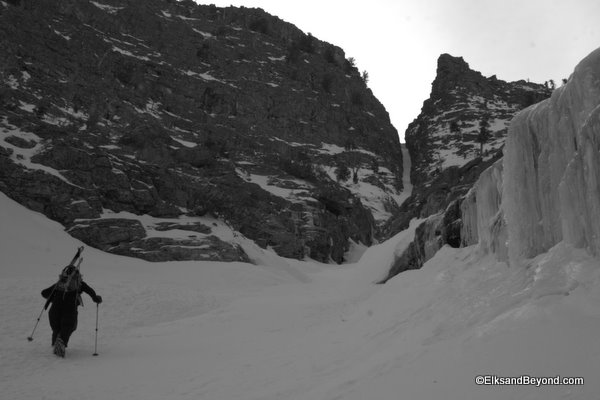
left=386, top=54, right=550, bottom=236
left=381, top=54, right=551, bottom=281
left=68, top=219, right=147, bottom=247
left=407, top=54, right=550, bottom=188
left=110, top=236, right=250, bottom=263
left=0, top=0, right=405, bottom=262
left=154, top=222, right=211, bottom=234
left=4, top=135, right=35, bottom=148
left=380, top=201, right=461, bottom=283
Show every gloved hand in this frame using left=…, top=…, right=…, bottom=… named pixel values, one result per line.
left=94, top=295, right=103, bottom=304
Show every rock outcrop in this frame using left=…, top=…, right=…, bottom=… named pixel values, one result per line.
left=381, top=54, right=551, bottom=280
left=406, top=54, right=550, bottom=190
left=392, top=54, right=550, bottom=228
left=0, top=0, right=405, bottom=262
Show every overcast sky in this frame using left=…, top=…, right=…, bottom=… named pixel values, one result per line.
left=201, top=0, right=600, bottom=142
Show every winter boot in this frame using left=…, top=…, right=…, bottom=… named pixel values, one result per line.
left=53, top=337, right=66, bottom=358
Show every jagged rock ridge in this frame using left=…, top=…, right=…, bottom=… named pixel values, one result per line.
left=407, top=54, right=550, bottom=189
left=380, top=53, right=551, bottom=281
left=0, top=0, right=405, bottom=263
left=393, top=54, right=550, bottom=223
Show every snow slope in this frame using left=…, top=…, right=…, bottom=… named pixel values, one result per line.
left=1, top=190, right=599, bottom=400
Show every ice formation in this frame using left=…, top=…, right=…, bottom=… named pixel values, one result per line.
left=503, top=47, right=600, bottom=263
left=461, top=159, right=507, bottom=260
left=461, top=47, right=600, bottom=265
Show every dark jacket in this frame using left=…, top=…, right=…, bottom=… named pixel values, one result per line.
left=42, top=281, right=100, bottom=313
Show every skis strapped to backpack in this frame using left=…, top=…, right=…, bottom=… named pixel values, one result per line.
left=57, top=258, right=83, bottom=292
left=44, top=246, right=85, bottom=309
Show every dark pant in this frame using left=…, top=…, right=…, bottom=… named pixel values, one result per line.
left=49, top=307, right=78, bottom=347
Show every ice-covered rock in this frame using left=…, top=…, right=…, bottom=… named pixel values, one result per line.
left=380, top=200, right=462, bottom=282
left=461, top=158, right=507, bottom=260
left=504, top=47, right=600, bottom=263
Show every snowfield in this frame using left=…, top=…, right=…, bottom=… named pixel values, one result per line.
left=1, top=191, right=599, bottom=400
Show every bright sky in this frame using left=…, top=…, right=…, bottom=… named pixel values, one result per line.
left=200, top=0, right=600, bottom=142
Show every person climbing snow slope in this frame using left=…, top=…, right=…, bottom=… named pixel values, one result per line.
left=41, top=248, right=102, bottom=357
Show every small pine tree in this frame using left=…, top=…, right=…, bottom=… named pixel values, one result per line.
left=370, top=157, right=379, bottom=174
left=345, top=57, right=356, bottom=74
left=477, top=115, right=491, bottom=156
left=361, top=70, right=369, bottom=84
left=344, top=139, right=361, bottom=184
left=449, top=120, right=460, bottom=135
left=34, top=100, right=49, bottom=118
left=335, top=162, right=350, bottom=182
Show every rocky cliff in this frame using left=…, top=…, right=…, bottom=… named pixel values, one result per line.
left=403, top=54, right=550, bottom=219
left=380, top=54, right=551, bottom=281
left=0, top=0, right=405, bottom=263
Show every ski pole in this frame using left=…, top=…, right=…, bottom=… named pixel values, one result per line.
left=93, top=303, right=99, bottom=356
left=27, top=304, right=47, bottom=342
left=28, top=282, right=59, bottom=342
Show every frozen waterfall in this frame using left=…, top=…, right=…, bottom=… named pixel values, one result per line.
left=461, top=47, right=600, bottom=265
left=461, top=159, right=507, bottom=260
left=503, top=47, right=600, bottom=263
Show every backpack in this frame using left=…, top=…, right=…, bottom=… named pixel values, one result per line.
left=56, top=265, right=82, bottom=293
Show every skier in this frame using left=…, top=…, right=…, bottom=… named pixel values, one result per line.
left=41, top=254, right=103, bottom=357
